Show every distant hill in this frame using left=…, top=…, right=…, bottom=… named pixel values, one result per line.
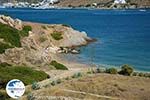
left=0, top=0, right=42, bottom=4
left=0, top=0, right=150, bottom=8
left=55, top=0, right=150, bottom=8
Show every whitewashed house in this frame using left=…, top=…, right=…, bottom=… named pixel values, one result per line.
left=114, top=0, right=126, bottom=4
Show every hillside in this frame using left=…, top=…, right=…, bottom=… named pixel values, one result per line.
left=0, top=0, right=42, bottom=4
left=0, top=15, right=92, bottom=68
left=0, top=0, right=150, bottom=8
left=21, top=73, right=150, bottom=100
left=55, top=0, right=150, bottom=8
left=0, top=15, right=93, bottom=99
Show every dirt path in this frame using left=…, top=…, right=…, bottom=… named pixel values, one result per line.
left=25, top=63, right=89, bottom=91
left=39, top=68, right=86, bottom=87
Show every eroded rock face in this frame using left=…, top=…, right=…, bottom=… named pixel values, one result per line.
left=0, top=15, right=22, bottom=30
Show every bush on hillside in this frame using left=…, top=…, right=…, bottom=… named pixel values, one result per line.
left=51, top=80, right=56, bottom=86
left=132, top=72, right=139, bottom=76
left=72, top=72, right=82, bottom=78
left=20, top=25, right=32, bottom=37
left=0, top=65, right=49, bottom=89
left=51, top=32, right=63, bottom=40
left=22, top=25, right=32, bottom=33
left=50, top=60, right=68, bottom=70
left=32, top=82, right=40, bottom=90
left=139, top=73, right=144, bottom=77
left=0, top=62, right=11, bottom=67
left=106, top=68, right=118, bottom=74
left=0, top=23, right=25, bottom=53
left=0, top=42, right=13, bottom=54
left=0, top=23, right=21, bottom=47
left=119, top=64, right=134, bottom=76
left=27, top=93, right=35, bottom=100
left=56, top=79, right=62, bottom=84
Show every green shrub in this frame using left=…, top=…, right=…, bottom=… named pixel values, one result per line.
left=77, top=72, right=82, bottom=77
left=56, top=79, right=62, bottom=84
left=87, top=69, right=94, bottom=74
left=72, top=72, right=82, bottom=78
left=51, top=80, right=56, bottom=86
left=143, top=73, right=150, bottom=78
left=0, top=62, right=11, bottom=67
left=27, top=93, right=35, bottom=100
left=106, top=68, right=118, bottom=74
left=20, top=25, right=32, bottom=37
left=139, top=73, right=144, bottom=77
left=0, top=66, right=49, bottom=88
left=87, top=71, right=92, bottom=74
left=51, top=32, right=63, bottom=40
left=0, top=42, right=13, bottom=54
left=50, top=79, right=62, bottom=86
left=20, top=30, right=29, bottom=37
left=32, top=82, right=40, bottom=90
left=132, top=72, right=139, bottom=76
left=50, top=60, right=68, bottom=70
left=0, top=23, right=21, bottom=47
left=22, top=25, right=32, bottom=33
left=119, top=64, right=134, bottom=76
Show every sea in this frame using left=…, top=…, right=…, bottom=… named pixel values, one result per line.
left=0, top=8, right=150, bottom=72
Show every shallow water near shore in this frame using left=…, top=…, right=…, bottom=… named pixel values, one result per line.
left=0, top=8, right=150, bottom=72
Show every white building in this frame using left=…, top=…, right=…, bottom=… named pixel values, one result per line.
left=35, top=0, right=59, bottom=9
left=114, top=0, right=126, bottom=4
left=3, top=3, right=14, bottom=8
left=41, top=0, right=58, bottom=5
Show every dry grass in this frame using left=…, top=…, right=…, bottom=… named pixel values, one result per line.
left=25, top=73, right=150, bottom=100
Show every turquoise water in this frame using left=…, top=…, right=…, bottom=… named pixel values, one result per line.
left=0, top=8, right=150, bottom=71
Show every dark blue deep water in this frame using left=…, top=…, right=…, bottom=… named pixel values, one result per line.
left=0, top=8, right=150, bottom=71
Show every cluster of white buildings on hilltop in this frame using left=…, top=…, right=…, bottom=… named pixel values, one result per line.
left=0, top=0, right=127, bottom=9
left=114, top=0, right=126, bottom=4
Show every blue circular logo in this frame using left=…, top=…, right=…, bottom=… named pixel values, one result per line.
left=6, top=79, right=25, bottom=99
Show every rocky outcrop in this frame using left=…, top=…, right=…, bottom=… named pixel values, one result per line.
left=46, top=24, right=92, bottom=47
left=0, top=16, right=93, bottom=67
left=58, top=47, right=80, bottom=54
left=0, top=15, right=22, bottom=30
